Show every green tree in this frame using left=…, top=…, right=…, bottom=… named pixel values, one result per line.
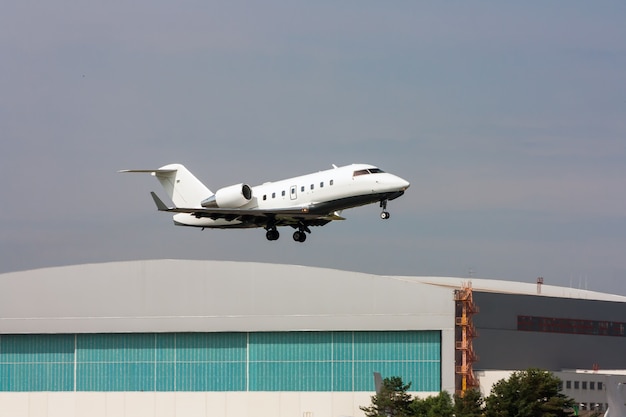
left=454, top=389, right=484, bottom=417
left=360, top=376, right=414, bottom=417
left=411, top=391, right=454, bottom=417
left=485, top=369, right=574, bottom=417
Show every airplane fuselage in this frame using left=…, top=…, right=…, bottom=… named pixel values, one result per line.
left=174, top=164, right=408, bottom=228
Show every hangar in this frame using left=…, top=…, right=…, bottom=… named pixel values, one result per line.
left=0, top=260, right=624, bottom=417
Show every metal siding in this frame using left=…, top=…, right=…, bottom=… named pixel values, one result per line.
left=332, top=361, right=353, bottom=391
left=175, top=362, right=246, bottom=391
left=0, top=335, right=74, bottom=391
left=173, top=333, right=247, bottom=391
left=249, top=361, right=333, bottom=391
left=0, top=331, right=441, bottom=393
left=473, top=292, right=626, bottom=370
left=248, top=331, right=441, bottom=392
left=76, top=334, right=156, bottom=391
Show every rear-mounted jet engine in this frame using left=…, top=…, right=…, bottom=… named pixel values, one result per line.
left=201, top=183, right=252, bottom=208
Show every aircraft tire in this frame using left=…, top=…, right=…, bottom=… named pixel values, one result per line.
left=266, top=230, right=280, bottom=241
left=293, top=231, right=307, bottom=242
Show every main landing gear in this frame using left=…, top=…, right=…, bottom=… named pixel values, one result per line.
left=293, top=230, right=307, bottom=242
left=265, top=223, right=310, bottom=243
left=380, top=199, right=391, bottom=220
left=265, top=228, right=279, bottom=241
left=292, top=223, right=311, bottom=243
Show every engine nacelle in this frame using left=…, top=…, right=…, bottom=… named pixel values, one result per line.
left=201, top=183, right=252, bottom=208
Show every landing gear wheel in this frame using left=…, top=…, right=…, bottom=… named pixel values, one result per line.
left=293, top=231, right=307, bottom=242
left=266, top=229, right=280, bottom=241
left=380, top=211, right=390, bottom=220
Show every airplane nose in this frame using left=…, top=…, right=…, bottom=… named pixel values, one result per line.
left=392, top=176, right=410, bottom=190
left=376, top=174, right=410, bottom=191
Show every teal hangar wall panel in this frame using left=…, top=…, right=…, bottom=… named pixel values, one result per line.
left=0, top=331, right=441, bottom=392
left=0, top=334, right=74, bottom=391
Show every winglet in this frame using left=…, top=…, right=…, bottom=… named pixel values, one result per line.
left=150, top=192, right=171, bottom=211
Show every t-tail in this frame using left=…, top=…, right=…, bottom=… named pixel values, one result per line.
left=119, top=164, right=211, bottom=208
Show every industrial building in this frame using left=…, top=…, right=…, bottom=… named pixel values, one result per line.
left=0, top=260, right=624, bottom=417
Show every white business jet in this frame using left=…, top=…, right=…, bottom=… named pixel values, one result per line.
left=120, top=163, right=410, bottom=242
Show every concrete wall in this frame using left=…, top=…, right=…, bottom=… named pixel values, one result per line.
left=0, top=391, right=443, bottom=417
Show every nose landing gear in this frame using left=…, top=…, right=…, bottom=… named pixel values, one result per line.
left=380, top=199, right=391, bottom=219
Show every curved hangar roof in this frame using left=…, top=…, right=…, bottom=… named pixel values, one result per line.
left=0, top=260, right=454, bottom=334
left=1, top=260, right=624, bottom=335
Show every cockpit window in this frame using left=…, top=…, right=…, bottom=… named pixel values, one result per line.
left=353, top=168, right=385, bottom=176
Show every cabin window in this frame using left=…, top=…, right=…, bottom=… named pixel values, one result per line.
left=310, top=184, right=314, bottom=190
left=291, top=188, right=296, bottom=195
left=301, top=186, right=305, bottom=192
left=272, top=192, right=276, bottom=199
left=320, top=182, right=324, bottom=188
left=330, top=179, right=334, bottom=186
left=263, top=195, right=267, bottom=201
left=282, top=190, right=286, bottom=197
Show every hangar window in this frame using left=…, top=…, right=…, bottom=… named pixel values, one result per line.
left=574, top=381, right=580, bottom=389
left=566, top=380, right=571, bottom=389
left=598, top=382, right=603, bottom=390
left=582, top=381, right=587, bottom=390
left=590, top=382, right=595, bottom=390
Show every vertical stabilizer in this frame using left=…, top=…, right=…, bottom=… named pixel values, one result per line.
left=153, top=164, right=212, bottom=207
left=121, top=164, right=212, bottom=207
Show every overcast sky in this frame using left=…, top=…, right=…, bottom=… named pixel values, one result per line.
left=2, top=2, right=625, bottom=295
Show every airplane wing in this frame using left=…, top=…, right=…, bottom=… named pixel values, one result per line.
left=149, top=192, right=346, bottom=223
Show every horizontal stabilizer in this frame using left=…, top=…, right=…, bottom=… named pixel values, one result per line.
left=120, top=164, right=212, bottom=207
left=118, top=169, right=177, bottom=175
left=150, top=192, right=171, bottom=211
